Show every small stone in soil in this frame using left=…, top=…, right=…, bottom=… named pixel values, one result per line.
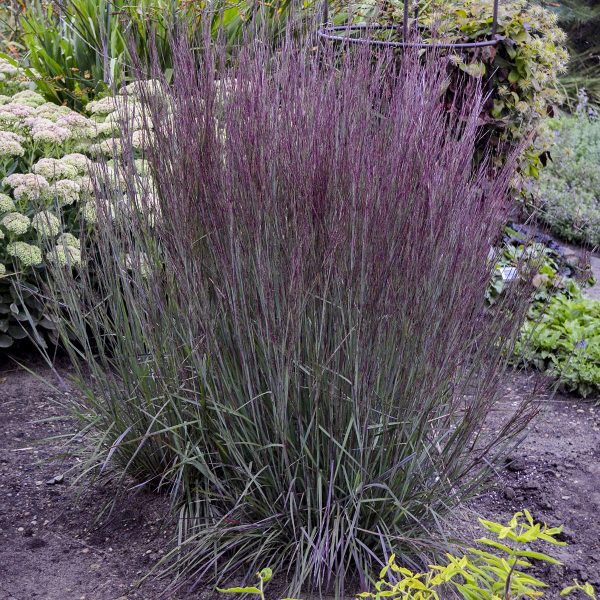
left=504, top=487, right=516, bottom=500
left=46, top=474, right=65, bottom=485
left=505, top=456, right=527, bottom=472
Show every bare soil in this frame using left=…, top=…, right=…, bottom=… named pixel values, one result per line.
left=469, top=369, right=600, bottom=590
left=0, top=357, right=599, bottom=599
left=0, top=356, right=188, bottom=600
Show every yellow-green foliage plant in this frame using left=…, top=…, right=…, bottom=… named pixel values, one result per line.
left=218, top=511, right=596, bottom=599
left=334, top=0, right=569, bottom=176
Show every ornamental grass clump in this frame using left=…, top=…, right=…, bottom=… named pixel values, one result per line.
left=47, top=38, right=535, bottom=595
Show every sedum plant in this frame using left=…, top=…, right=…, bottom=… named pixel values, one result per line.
left=0, top=55, right=155, bottom=348
left=46, top=37, right=535, bottom=595
left=219, top=511, right=596, bottom=599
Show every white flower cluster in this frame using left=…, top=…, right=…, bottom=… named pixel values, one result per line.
left=1, top=212, right=30, bottom=235
left=49, top=179, right=81, bottom=207
left=47, top=243, right=82, bottom=267
left=32, top=210, right=61, bottom=237
left=0, top=68, right=159, bottom=304
left=0, top=58, right=19, bottom=77
left=85, top=82, right=161, bottom=159
left=120, top=79, right=165, bottom=99
left=33, top=157, right=79, bottom=180
left=0, top=193, right=15, bottom=213
left=0, top=59, right=90, bottom=344
left=32, top=121, right=72, bottom=145
left=0, top=130, right=25, bottom=158
left=61, top=153, right=92, bottom=174
left=11, top=90, right=46, bottom=108
left=0, top=94, right=99, bottom=156
left=4, top=172, right=50, bottom=201
left=6, top=241, right=42, bottom=266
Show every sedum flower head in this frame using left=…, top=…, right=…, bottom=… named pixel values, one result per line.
left=90, top=138, right=123, bottom=157
left=32, top=123, right=72, bottom=145
left=86, top=96, right=120, bottom=116
left=11, top=90, right=46, bottom=108
left=0, top=103, right=35, bottom=119
left=0, top=130, right=24, bottom=158
left=93, top=120, right=120, bottom=137
left=1, top=212, right=30, bottom=235
left=24, top=116, right=54, bottom=130
left=32, top=210, right=60, bottom=237
left=47, top=244, right=81, bottom=267
left=121, top=79, right=164, bottom=98
left=75, top=174, right=94, bottom=198
left=5, top=173, right=50, bottom=202
left=35, top=103, right=72, bottom=121
left=0, top=130, right=24, bottom=144
left=131, top=129, right=154, bottom=151
left=0, top=193, right=15, bottom=213
left=56, top=112, right=96, bottom=138
left=4, top=172, right=49, bottom=189
left=0, top=59, right=18, bottom=76
left=33, top=157, right=78, bottom=180
left=82, top=200, right=97, bottom=223
left=60, top=153, right=91, bottom=174
left=56, top=232, right=80, bottom=248
left=7, top=241, right=42, bottom=266
left=49, top=178, right=81, bottom=206
left=134, top=158, right=150, bottom=174
left=0, top=263, right=5, bottom=277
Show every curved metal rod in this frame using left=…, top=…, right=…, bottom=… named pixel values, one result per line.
left=320, top=0, right=500, bottom=47
left=317, top=23, right=500, bottom=49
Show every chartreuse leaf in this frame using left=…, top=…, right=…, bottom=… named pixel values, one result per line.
left=515, top=550, right=562, bottom=565
left=217, top=587, right=263, bottom=595
left=258, top=569, right=273, bottom=583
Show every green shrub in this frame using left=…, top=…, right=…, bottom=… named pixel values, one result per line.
left=487, top=238, right=583, bottom=306
left=534, top=110, right=600, bottom=246
left=518, top=292, right=600, bottom=397
left=485, top=221, right=595, bottom=306
left=336, top=0, right=569, bottom=175
left=218, top=511, right=597, bottom=599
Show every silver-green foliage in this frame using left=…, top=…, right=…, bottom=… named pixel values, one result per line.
left=535, top=105, right=600, bottom=247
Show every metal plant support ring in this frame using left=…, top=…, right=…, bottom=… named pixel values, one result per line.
left=318, top=0, right=501, bottom=49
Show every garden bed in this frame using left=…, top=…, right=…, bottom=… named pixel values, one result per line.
left=0, top=358, right=598, bottom=599
left=0, top=357, right=183, bottom=600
